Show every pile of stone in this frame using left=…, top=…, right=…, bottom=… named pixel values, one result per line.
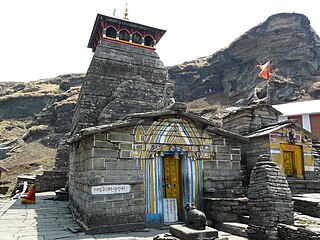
left=247, top=154, right=294, bottom=239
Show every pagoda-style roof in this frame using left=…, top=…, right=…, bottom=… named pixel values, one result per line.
left=88, top=13, right=166, bottom=52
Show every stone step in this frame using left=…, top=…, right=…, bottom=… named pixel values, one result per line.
left=169, top=224, right=218, bottom=240
left=293, top=193, right=320, bottom=218
left=238, top=215, right=249, bottom=224
left=212, top=222, right=248, bottom=238
left=288, top=180, right=320, bottom=194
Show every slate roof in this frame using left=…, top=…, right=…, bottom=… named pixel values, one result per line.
left=68, top=103, right=248, bottom=144
left=246, top=120, right=319, bottom=140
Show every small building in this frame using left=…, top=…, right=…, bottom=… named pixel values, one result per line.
left=273, top=99, right=320, bottom=137
left=245, top=120, right=318, bottom=180
left=223, top=103, right=320, bottom=191
left=68, top=104, right=246, bottom=232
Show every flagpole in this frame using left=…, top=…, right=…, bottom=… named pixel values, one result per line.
left=266, top=81, right=269, bottom=105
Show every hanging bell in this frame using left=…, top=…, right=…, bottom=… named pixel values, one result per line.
left=173, top=149, right=180, bottom=160
left=160, top=151, right=165, bottom=157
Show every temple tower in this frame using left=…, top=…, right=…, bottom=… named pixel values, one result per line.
left=71, top=13, right=167, bottom=134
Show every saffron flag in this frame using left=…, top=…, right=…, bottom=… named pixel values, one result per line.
left=257, top=60, right=270, bottom=80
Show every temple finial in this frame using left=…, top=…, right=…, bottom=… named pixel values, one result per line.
left=123, top=3, right=129, bottom=20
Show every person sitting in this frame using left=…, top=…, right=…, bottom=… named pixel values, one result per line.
left=11, top=181, right=28, bottom=200
left=21, top=184, right=36, bottom=204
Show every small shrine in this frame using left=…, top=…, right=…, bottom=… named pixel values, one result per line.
left=223, top=103, right=320, bottom=191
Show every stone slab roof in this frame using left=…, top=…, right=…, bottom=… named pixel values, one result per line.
left=68, top=119, right=143, bottom=144
left=68, top=103, right=248, bottom=144
left=246, top=120, right=318, bottom=140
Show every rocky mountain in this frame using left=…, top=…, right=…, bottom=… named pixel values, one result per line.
left=0, top=74, right=84, bottom=195
left=169, top=13, right=320, bottom=115
left=1, top=12, right=320, bottom=195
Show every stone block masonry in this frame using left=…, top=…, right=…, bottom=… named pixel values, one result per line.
left=247, top=154, right=294, bottom=240
left=203, top=135, right=244, bottom=198
left=71, top=40, right=167, bottom=135
left=69, top=128, right=145, bottom=233
left=204, top=197, right=248, bottom=222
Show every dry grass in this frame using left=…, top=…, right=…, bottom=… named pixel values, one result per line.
left=0, top=141, right=56, bottom=195
left=0, top=120, right=30, bottom=140
left=0, top=119, right=56, bottom=195
left=0, top=84, right=62, bottom=101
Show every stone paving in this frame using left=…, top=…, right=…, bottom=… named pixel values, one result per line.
left=0, top=192, right=247, bottom=240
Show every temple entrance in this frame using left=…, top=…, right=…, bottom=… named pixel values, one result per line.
left=283, top=151, right=294, bottom=176
left=162, top=155, right=182, bottom=220
left=281, top=144, right=303, bottom=179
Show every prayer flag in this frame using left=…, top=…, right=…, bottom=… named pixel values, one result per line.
left=257, top=61, right=270, bottom=80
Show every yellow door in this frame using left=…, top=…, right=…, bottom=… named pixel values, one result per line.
left=281, top=144, right=303, bottom=179
left=163, top=156, right=182, bottom=218
left=283, top=151, right=293, bottom=176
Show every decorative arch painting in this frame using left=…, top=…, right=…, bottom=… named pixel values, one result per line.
left=133, top=118, right=212, bottom=224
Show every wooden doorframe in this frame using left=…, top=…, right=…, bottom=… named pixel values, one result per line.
left=280, top=144, right=304, bottom=179
left=162, top=154, right=183, bottom=220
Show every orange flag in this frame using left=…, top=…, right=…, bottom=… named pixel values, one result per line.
left=257, top=61, right=270, bottom=80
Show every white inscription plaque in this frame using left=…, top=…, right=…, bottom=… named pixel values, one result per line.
left=91, top=185, right=131, bottom=195
left=163, top=198, right=178, bottom=222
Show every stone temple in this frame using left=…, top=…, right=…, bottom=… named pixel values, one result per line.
left=68, top=12, right=247, bottom=233
left=71, top=13, right=167, bottom=134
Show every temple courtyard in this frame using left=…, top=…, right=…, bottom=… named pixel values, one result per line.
left=0, top=192, right=246, bottom=240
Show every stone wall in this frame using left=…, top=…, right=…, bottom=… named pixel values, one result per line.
left=242, top=135, right=270, bottom=184
left=204, top=197, right=248, bottom=222
left=277, top=224, right=320, bottom=240
left=35, top=170, right=67, bottom=192
left=293, top=197, right=320, bottom=218
left=203, top=136, right=244, bottom=198
left=289, top=179, right=320, bottom=194
left=223, top=104, right=279, bottom=135
left=71, top=40, right=167, bottom=134
left=247, top=155, right=294, bottom=240
left=69, top=130, right=145, bottom=233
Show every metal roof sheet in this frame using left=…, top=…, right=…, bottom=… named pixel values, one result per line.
left=272, top=99, right=320, bottom=116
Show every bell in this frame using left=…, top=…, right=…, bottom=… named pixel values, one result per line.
left=173, top=149, right=180, bottom=160
left=160, top=151, right=165, bottom=157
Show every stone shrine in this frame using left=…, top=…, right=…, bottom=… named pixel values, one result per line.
left=68, top=11, right=247, bottom=233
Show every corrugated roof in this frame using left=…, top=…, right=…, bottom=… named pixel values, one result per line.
left=272, top=99, right=320, bottom=116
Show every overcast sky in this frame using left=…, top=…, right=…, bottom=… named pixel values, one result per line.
left=1, top=0, right=319, bottom=82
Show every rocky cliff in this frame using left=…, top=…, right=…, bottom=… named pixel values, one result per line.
left=168, top=13, right=320, bottom=114
left=0, top=74, right=84, bottom=194
left=1, top=12, right=320, bottom=195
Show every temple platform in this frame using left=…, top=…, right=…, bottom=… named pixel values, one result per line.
left=170, top=224, right=218, bottom=240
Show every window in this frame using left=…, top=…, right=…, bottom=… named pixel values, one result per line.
left=119, top=29, right=130, bottom=41
left=106, top=27, right=117, bottom=39
left=132, top=32, right=142, bottom=44
left=144, top=35, right=154, bottom=47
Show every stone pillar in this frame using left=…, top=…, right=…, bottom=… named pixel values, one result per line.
left=247, top=154, right=294, bottom=240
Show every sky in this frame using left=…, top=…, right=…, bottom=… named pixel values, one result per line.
left=1, top=0, right=320, bottom=82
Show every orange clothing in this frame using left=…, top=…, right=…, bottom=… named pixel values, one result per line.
left=21, top=189, right=36, bottom=204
